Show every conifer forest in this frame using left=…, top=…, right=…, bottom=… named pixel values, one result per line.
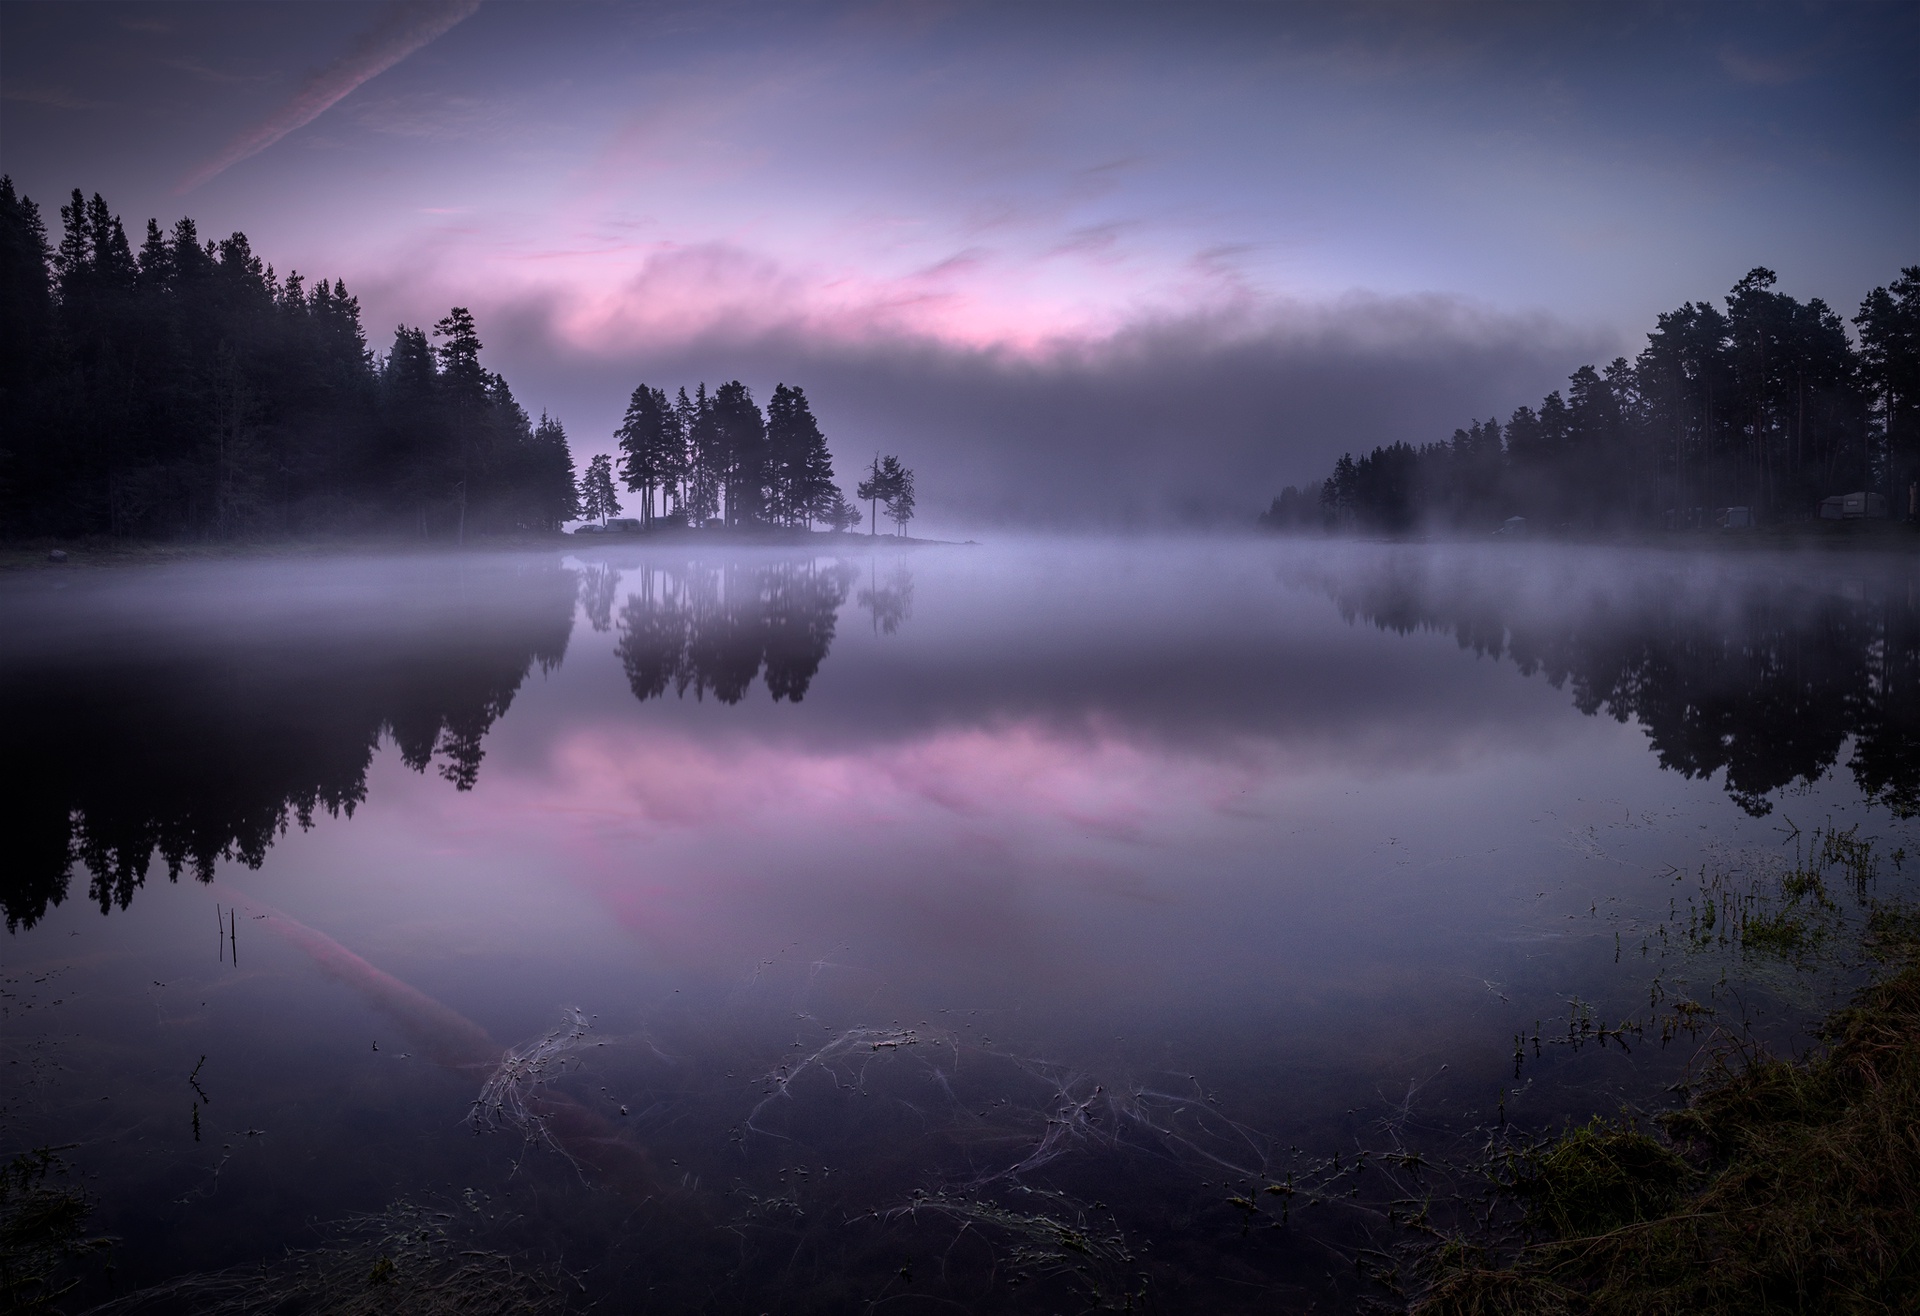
left=1265, top=265, right=1920, bottom=534
left=0, top=182, right=584, bottom=540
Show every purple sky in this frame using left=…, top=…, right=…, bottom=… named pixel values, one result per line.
left=4, top=1, right=1915, bottom=527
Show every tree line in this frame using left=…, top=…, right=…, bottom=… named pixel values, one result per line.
left=0, top=180, right=580, bottom=539
left=1264, top=265, right=1920, bottom=533
left=601, top=377, right=918, bottom=535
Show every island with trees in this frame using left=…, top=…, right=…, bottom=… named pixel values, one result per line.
left=1263, top=265, right=1919, bottom=537
left=597, top=377, right=918, bottom=538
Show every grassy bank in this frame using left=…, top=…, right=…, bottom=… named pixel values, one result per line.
left=1416, top=932, right=1920, bottom=1314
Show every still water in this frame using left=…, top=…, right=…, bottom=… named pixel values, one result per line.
left=3, top=538, right=1916, bottom=1312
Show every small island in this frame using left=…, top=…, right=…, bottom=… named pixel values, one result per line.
left=575, top=385, right=917, bottom=539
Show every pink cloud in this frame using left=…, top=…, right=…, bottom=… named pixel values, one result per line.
left=538, top=719, right=1268, bottom=844
left=369, top=232, right=1149, bottom=355
left=470, top=718, right=1277, bottom=971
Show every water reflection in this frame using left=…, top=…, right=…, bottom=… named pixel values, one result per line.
left=0, top=559, right=576, bottom=930
left=858, top=561, right=915, bottom=635
left=614, top=557, right=855, bottom=703
left=5, top=542, right=1918, bottom=1313
left=1311, top=550, right=1920, bottom=818
left=6, top=545, right=1915, bottom=941
left=577, top=560, right=620, bottom=633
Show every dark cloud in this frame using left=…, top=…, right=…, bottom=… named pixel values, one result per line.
left=479, top=295, right=1612, bottom=530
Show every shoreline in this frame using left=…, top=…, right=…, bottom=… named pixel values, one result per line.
left=0, top=527, right=972, bottom=572
left=3, top=520, right=1910, bottom=574
left=1412, top=828, right=1920, bottom=1315
left=1416, top=955, right=1920, bottom=1314
left=1262, top=518, right=1920, bottom=551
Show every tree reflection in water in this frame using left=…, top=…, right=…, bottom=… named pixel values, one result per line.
left=857, top=561, right=914, bottom=635
left=1, top=561, right=578, bottom=931
left=8, top=546, right=1913, bottom=938
left=614, top=557, right=856, bottom=704
left=1317, top=553, right=1920, bottom=819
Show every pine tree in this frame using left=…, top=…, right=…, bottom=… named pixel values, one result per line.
left=710, top=380, right=766, bottom=527
left=856, top=455, right=914, bottom=537
left=432, top=307, right=486, bottom=399
left=614, top=383, right=677, bottom=524
left=766, top=383, right=836, bottom=527
left=1856, top=268, right=1920, bottom=507
left=881, top=457, right=915, bottom=536
left=684, top=384, right=721, bottom=526
left=820, top=490, right=861, bottom=532
left=0, top=176, right=52, bottom=393
left=581, top=453, right=620, bottom=526
left=532, top=412, right=581, bottom=530
left=856, top=455, right=883, bottom=536
left=53, top=189, right=92, bottom=295
left=86, top=194, right=136, bottom=291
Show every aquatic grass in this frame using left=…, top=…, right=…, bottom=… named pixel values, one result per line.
left=1512, top=1118, right=1692, bottom=1239
left=1865, top=898, right=1920, bottom=960
left=1737, top=906, right=1825, bottom=958
left=1666, top=820, right=1890, bottom=981
left=0, top=1148, right=113, bottom=1314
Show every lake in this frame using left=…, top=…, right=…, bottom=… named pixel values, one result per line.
left=3, top=537, right=1915, bottom=1312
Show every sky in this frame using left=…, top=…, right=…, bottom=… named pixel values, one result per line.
left=3, top=0, right=1916, bottom=528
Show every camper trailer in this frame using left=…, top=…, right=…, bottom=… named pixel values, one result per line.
left=1818, top=491, right=1888, bottom=520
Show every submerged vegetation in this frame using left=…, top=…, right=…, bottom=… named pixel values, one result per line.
left=0, top=1149, right=112, bottom=1314
left=77, top=1201, right=563, bottom=1316
left=1264, top=264, right=1920, bottom=534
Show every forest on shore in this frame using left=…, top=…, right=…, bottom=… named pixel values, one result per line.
left=1264, top=265, right=1920, bottom=534
left=0, top=180, right=892, bottom=544
left=0, top=181, right=584, bottom=541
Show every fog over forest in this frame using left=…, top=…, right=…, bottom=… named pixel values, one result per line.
left=4, top=2, right=1913, bottom=534
left=484, top=291, right=1616, bottom=528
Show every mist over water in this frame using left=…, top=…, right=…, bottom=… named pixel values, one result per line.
left=3, top=538, right=1915, bottom=1311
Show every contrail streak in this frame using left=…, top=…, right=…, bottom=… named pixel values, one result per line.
left=174, top=0, right=481, bottom=195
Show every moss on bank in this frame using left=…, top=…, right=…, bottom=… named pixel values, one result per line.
left=1416, top=955, right=1920, bottom=1315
